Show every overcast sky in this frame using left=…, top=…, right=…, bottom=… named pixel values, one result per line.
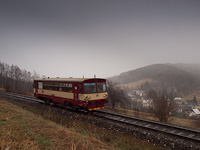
left=0, top=0, right=200, bottom=78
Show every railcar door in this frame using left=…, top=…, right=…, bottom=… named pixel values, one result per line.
left=73, top=83, right=79, bottom=101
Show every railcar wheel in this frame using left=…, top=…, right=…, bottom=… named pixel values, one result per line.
left=64, top=102, right=72, bottom=106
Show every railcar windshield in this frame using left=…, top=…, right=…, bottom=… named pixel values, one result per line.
left=97, top=82, right=106, bottom=92
left=84, top=82, right=106, bottom=93
left=84, top=83, right=96, bottom=93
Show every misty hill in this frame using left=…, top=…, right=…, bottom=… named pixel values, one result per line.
left=108, top=64, right=200, bottom=95
left=167, top=63, right=200, bottom=76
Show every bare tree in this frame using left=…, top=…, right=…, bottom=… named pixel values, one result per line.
left=14, top=65, right=21, bottom=91
left=0, top=61, right=41, bottom=93
left=148, top=89, right=176, bottom=122
left=32, top=70, right=40, bottom=80
left=4, top=63, right=10, bottom=90
left=10, top=65, right=15, bottom=89
left=0, top=61, right=5, bottom=88
left=107, top=80, right=127, bottom=109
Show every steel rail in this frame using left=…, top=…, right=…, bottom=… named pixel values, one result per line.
left=93, top=109, right=200, bottom=142
left=0, top=91, right=86, bottom=111
left=0, top=91, right=43, bottom=103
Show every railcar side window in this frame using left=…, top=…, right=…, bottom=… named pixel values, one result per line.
left=97, top=82, right=106, bottom=92
left=54, top=87, right=58, bottom=91
left=38, top=82, right=43, bottom=89
left=43, top=82, right=47, bottom=89
left=65, top=83, right=72, bottom=92
left=66, top=87, right=72, bottom=92
left=84, top=83, right=96, bottom=93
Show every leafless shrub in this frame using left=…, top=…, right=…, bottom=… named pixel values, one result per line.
left=107, top=80, right=128, bottom=109
left=148, top=89, right=176, bottom=122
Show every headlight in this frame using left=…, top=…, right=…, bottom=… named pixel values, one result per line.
left=84, top=95, right=88, bottom=100
left=103, top=94, right=108, bottom=97
left=84, top=95, right=91, bottom=100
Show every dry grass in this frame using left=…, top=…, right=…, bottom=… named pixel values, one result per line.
left=0, top=88, right=6, bottom=92
left=72, top=116, right=164, bottom=150
left=1, top=87, right=34, bottom=96
left=12, top=90, right=34, bottom=97
left=168, top=117, right=200, bottom=130
left=105, top=107, right=158, bottom=121
left=0, top=98, right=165, bottom=150
left=182, top=90, right=200, bottom=104
left=0, top=99, right=110, bottom=150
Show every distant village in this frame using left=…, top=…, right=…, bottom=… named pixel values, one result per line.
left=127, top=89, right=200, bottom=119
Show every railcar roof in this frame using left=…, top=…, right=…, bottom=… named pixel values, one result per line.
left=34, top=78, right=105, bottom=82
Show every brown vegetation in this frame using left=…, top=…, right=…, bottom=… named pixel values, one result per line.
left=107, top=80, right=130, bottom=109
left=147, top=89, right=176, bottom=122
left=0, top=98, right=164, bottom=150
left=0, top=99, right=109, bottom=150
left=192, top=118, right=200, bottom=129
left=182, top=90, right=200, bottom=104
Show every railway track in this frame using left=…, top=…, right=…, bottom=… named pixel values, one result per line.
left=1, top=91, right=200, bottom=145
left=0, top=91, right=43, bottom=104
left=94, top=109, right=200, bottom=143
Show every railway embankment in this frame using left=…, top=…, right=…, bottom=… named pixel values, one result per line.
left=0, top=98, right=164, bottom=150
left=0, top=98, right=110, bottom=150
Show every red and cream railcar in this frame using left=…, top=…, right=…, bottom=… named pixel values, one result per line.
left=33, top=78, right=108, bottom=111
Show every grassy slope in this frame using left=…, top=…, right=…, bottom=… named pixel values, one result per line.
left=0, top=99, right=109, bottom=150
left=0, top=98, right=164, bottom=150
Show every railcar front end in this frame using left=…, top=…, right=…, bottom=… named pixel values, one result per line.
left=80, top=79, right=108, bottom=111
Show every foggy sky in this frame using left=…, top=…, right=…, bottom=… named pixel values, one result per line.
left=0, top=0, right=200, bottom=78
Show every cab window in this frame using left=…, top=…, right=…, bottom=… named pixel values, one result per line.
left=84, top=83, right=96, bottom=93
left=97, top=82, right=106, bottom=92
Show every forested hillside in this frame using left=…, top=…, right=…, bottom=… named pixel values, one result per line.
left=0, top=61, right=40, bottom=93
left=108, top=64, right=200, bottom=95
